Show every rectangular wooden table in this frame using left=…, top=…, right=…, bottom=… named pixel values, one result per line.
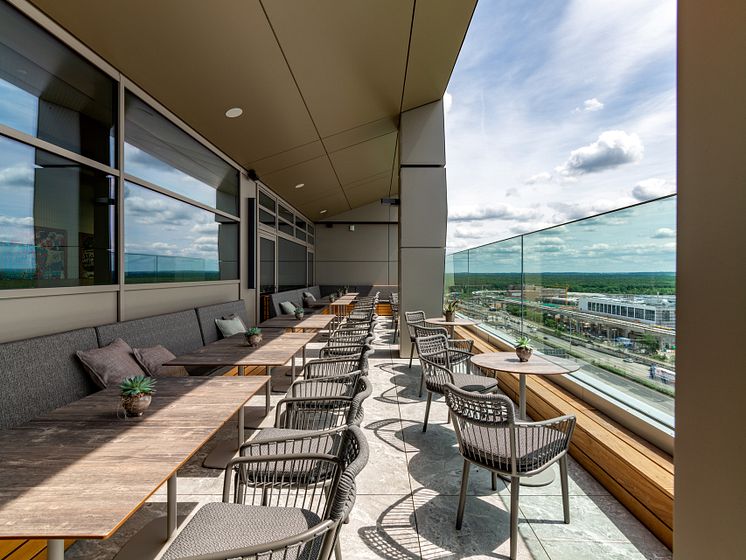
left=0, top=376, right=269, bottom=560
left=259, top=313, right=335, bottom=332
left=329, top=292, right=359, bottom=322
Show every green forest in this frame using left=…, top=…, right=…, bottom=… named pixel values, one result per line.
left=448, top=272, right=676, bottom=295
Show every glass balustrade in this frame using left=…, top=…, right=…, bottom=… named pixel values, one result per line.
left=446, top=195, right=676, bottom=427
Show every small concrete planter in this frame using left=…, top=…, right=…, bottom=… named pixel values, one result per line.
left=246, top=333, right=263, bottom=347
left=121, top=394, right=152, bottom=417
left=515, top=347, right=533, bottom=362
left=444, top=311, right=454, bottom=322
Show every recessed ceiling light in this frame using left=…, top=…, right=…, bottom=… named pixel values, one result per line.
left=319, top=209, right=327, bottom=214
left=225, top=107, right=243, bottom=118
left=294, top=183, right=305, bottom=189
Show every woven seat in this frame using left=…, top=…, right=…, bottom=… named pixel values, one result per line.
left=448, top=372, right=498, bottom=393
left=161, top=502, right=322, bottom=560
left=460, top=423, right=567, bottom=473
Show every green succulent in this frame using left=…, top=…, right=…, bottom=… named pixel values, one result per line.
left=294, top=306, right=305, bottom=314
left=515, top=336, right=533, bottom=350
left=443, top=299, right=460, bottom=313
left=246, top=327, right=262, bottom=335
left=120, top=375, right=156, bottom=397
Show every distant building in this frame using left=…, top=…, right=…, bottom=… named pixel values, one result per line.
left=506, top=284, right=567, bottom=301
left=578, top=295, right=676, bottom=328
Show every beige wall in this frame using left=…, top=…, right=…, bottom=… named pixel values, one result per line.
left=121, top=283, right=241, bottom=321
left=675, top=0, right=746, bottom=557
left=315, top=201, right=398, bottom=286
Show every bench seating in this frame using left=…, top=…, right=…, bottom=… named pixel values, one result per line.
left=196, top=301, right=252, bottom=345
left=267, top=286, right=322, bottom=318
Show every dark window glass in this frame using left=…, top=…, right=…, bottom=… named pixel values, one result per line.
left=307, top=223, right=315, bottom=235
left=645, top=309, right=656, bottom=321
left=260, top=237, right=275, bottom=294
left=295, top=228, right=306, bottom=242
left=278, top=221, right=294, bottom=236
left=295, top=217, right=306, bottom=231
left=278, top=237, right=306, bottom=291
left=0, top=3, right=117, bottom=166
left=278, top=204, right=293, bottom=224
left=307, top=251, right=314, bottom=286
left=124, top=182, right=237, bottom=283
left=124, top=92, right=238, bottom=214
left=308, top=235, right=314, bottom=246
left=259, top=208, right=275, bottom=228
left=258, top=191, right=275, bottom=212
left=0, top=135, right=116, bottom=289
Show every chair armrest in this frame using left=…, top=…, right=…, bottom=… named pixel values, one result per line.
left=513, top=415, right=577, bottom=470
left=448, top=338, right=474, bottom=353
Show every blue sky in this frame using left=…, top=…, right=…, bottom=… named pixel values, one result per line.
left=444, top=0, right=677, bottom=252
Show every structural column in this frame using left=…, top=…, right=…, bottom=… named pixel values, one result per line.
left=398, top=99, right=448, bottom=358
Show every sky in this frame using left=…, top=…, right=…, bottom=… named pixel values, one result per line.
left=444, top=0, right=677, bottom=254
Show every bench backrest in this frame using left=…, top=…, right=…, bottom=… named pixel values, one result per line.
left=0, top=328, right=100, bottom=430
left=96, top=309, right=204, bottom=357
left=196, top=300, right=252, bottom=345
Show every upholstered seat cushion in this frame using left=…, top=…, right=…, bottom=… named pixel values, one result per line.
left=460, top=424, right=566, bottom=473
left=160, top=502, right=322, bottom=560
left=279, top=301, right=297, bottom=315
left=428, top=372, right=498, bottom=393
left=215, top=315, right=246, bottom=338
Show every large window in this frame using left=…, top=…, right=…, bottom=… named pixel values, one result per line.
left=0, top=2, right=116, bottom=166
left=278, top=237, right=307, bottom=291
left=124, top=92, right=239, bottom=215
left=260, top=237, right=276, bottom=294
left=0, top=136, right=116, bottom=289
left=124, top=182, right=237, bottom=283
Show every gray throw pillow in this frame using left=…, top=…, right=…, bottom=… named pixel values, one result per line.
left=215, top=315, right=246, bottom=338
left=76, top=338, right=146, bottom=389
left=302, top=291, right=316, bottom=302
left=279, top=301, right=296, bottom=315
left=133, top=345, right=189, bottom=377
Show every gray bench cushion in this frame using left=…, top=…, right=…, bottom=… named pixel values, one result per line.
left=96, top=310, right=204, bottom=358
left=0, top=328, right=100, bottom=430
left=196, top=300, right=252, bottom=345
left=268, top=286, right=322, bottom=318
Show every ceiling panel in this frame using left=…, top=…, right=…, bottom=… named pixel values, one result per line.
left=248, top=140, right=326, bottom=176
left=344, top=175, right=392, bottom=208
left=297, top=191, right=350, bottom=220
left=262, top=0, right=413, bottom=138
left=402, top=0, right=477, bottom=111
left=30, top=0, right=319, bottom=164
left=261, top=155, right=342, bottom=202
left=322, top=116, right=398, bottom=154
left=329, top=131, right=398, bottom=186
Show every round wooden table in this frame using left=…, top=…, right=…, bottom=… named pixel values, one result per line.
left=425, top=317, right=478, bottom=337
left=470, top=352, right=580, bottom=487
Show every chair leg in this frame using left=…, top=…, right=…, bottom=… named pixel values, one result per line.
left=334, top=536, right=343, bottom=560
left=423, top=391, right=433, bottom=432
left=491, top=472, right=498, bottom=491
left=510, top=477, right=520, bottom=560
left=456, top=460, right=471, bottom=529
left=408, top=342, right=414, bottom=368
left=560, top=455, right=570, bottom=524
left=419, top=371, right=425, bottom=398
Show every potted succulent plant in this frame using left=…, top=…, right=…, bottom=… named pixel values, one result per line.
left=329, top=293, right=337, bottom=303
left=294, top=305, right=305, bottom=320
left=336, top=288, right=344, bottom=298
left=244, top=326, right=262, bottom=347
left=120, top=375, right=156, bottom=417
left=515, top=336, right=533, bottom=362
left=443, top=299, right=460, bottom=323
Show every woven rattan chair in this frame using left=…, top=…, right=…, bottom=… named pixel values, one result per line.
left=443, top=383, right=576, bottom=560
left=413, top=324, right=474, bottom=396
left=390, top=293, right=399, bottom=342
left=417, top=334, right=498, bottom=432
left=160, top=425, right=369, bottom=560
left=302, top=357, right=364, bottom=380
left=404, top=310, right=426, bottom=368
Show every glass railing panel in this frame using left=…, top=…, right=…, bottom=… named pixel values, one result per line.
left=445, top=196, right=676, bottom=427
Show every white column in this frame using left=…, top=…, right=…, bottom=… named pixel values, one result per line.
left=398, top=99, right=448, bottom=358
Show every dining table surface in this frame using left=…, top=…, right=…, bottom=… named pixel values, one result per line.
left=259, top=313, right=335, bottom=331
left=0, top=376, right=269, bottom=552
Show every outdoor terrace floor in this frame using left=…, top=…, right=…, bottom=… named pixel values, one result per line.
left=65, top=319, right=673, bottom=560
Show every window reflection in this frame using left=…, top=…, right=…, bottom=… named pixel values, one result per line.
left=0, top=135, right=116, bottom=289
left=260, top=237, right=276, bottom=294
left=124, top=182, right=238, bottom=283
left=278, top=237, right=306, bottom=291
left=124, top=93, right=238, bottom=214
left=0, top=2, right=116, bottom=166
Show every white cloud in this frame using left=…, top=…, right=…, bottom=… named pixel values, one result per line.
left=573, top=98, right=604, bottom=113
left=449, top=205, right=541, bottom=223
left=0, top=216, right=33, bottom=226
left=0, top=165, right=33, bottom=190
left=556, top=131, right=644, bottom=176
left=524, top=172, right=552, bottom=185
left=632, top=178, right=676, bottom=201
left=652, top=227, right=675, bottom=239
left=552, top=199, right=628, bottom=222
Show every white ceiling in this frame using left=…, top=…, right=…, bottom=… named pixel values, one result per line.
left=30, top=0, right=476, bottom=218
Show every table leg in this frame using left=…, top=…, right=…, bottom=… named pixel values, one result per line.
left=239, top=365, right=245, bottom=376
left=238, top=405, right=245, bottom=448
left=166, top=475, right=177, bottom=539
left=265, top=376, right=271, bottom=417
left=302, top=344, right=306, bottom=367
left=48, top=539, right=64, bottom=560
left=291, top=355, right=296, bottom=383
